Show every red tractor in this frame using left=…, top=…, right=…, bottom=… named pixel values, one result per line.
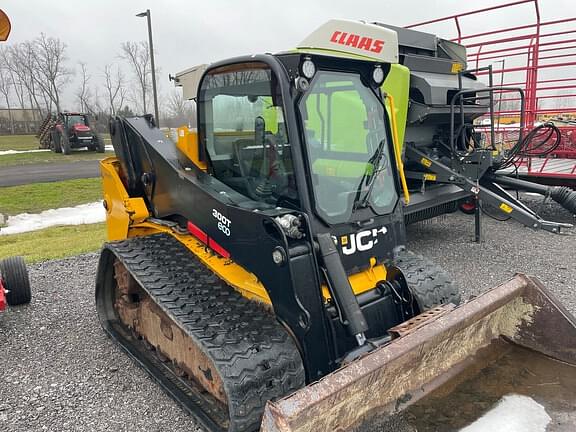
left=38, top=112, right=105, bottom=155
left=0, top=257, right=31, bottom=312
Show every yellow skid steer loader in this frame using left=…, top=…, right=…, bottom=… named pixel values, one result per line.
left=96, top=19, right=576, bottom=431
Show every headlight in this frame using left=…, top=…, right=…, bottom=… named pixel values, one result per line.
left=372, top=65, right=385, bottom=85
left=301, top=58, right=316, bottom=79
left=272, top=247, right=286, bottom=266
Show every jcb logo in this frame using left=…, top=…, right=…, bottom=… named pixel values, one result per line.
left=339, top=227, right=388, bottom=256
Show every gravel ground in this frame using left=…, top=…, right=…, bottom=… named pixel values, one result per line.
left=406, top=195, right=576, bottom=315
left=0, top=196, right=574, bottom=432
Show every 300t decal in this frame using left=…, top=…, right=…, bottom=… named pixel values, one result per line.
left=212, top=208, right=231, bottom=236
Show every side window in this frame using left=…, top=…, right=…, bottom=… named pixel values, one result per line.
left=198, top=63, right=298, bottom=207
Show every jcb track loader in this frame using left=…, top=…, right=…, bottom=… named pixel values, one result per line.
left=96, top=20, right=576, bottom=432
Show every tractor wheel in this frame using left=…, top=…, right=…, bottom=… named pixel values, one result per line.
left=51, top=131, right=62, bottom=153
left=0, top=256, right=31, bottom=306
left=61, top=132, right=71, bottom=155
left=392, top=249, right=461, bottom=312
left=94, top=134, right=105, bottom=153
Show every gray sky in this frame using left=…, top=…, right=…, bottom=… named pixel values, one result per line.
left=2, top=0, right=575, bottom=109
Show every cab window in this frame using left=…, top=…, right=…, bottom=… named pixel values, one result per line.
left=198, top=63, right=298, bottom=207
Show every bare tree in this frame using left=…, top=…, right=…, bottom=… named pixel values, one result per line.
left=0, top=37, right=71, bottom=132
left=2, top=47, right=33, bottom=111
left=163, top=88, right=196, bottom=128
left=0, top=62, right=14, bottom=133
left=165, top=89, right=186, bottom=118
left=103, top=64, right=127, bottom=116
left=120, top=41, right=152, bottom=115
left=75, top=62, right=94, bottom=113
left=1, top=41, right=57, bottom=117
left=91, top=87, right=106, bottom=116
left=31, top=33, right=73, bottom=113
left=0, top=45, right=42, bottom=132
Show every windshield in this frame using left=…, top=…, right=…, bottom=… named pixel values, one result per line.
left=299, top=70, right=398, bottom=224
left=66, top=115, right=87, bottom=126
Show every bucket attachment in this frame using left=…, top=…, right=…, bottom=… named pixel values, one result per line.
left=261, top=274, right=576, bottom=431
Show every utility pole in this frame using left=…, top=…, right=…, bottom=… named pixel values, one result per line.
left=136, top=9, right=160, bottom=127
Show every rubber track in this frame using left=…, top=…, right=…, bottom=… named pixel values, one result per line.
left=102, top=234, right=305, bottom=432
left=393, top=250, right=461, bottom=311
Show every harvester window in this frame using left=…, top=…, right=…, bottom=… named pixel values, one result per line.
left=299, top=70, right=398, bottom=224
left=199, top=63, right=297, bottom=207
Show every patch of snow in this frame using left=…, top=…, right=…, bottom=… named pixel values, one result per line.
left=0, top=202, right=106, bottom=236
left=0, top=146, right=114, bottom=156
left=0, top=149, right=50, bottom=156
left=460, top=394, right=551, bottom=432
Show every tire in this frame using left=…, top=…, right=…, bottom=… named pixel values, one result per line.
left=51, top=132, right=62, bottom=153
left=0, top=256, right=31, bottom=306
left=393, top=249, right=461, bottom=312
left=61, top=132, right=71, bottom=155
left=94, top=134, right=105, bottom=153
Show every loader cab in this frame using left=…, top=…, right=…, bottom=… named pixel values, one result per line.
left=195, top=61, right=405, bottom=268
left=196, top=56, right=401, bottom=218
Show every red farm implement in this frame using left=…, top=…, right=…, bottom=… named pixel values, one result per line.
left=407, top=0, right=576, bottom=187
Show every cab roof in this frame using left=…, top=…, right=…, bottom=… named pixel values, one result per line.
left=174, top=19, right=399, bottom=99
left=296, top=19, right=398, bottom=64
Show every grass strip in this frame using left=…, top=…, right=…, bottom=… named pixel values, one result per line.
left=0, top=149, right=114, bottom=167
left=0, top=178, right=102, bottom=216
left=0, top=133, right=112, bottom=152
left=0, top=223, right=106, bottom=263
left=0, top=134, right=38, bottom=151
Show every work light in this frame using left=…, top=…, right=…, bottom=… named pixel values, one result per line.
left=372, top=65, right=385, bottom=85
left=301, top=58, right=316, bottom=79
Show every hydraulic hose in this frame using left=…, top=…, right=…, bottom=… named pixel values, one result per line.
left=550, top=187, right=576, bottom=215
left=494, top=122, right=562, bottom=170
left=488, top=173, right=576, bottom=215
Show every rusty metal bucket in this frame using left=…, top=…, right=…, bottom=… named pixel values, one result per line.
left=261, top=274, right=576, bottom=432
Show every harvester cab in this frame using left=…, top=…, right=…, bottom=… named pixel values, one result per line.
left=96, top=19, right=576, bottom=432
